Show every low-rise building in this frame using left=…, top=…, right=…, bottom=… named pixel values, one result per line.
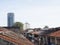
left=49, top=30, right=60, bottom=45
left=0, top=27, right=34, bottom=45
left=24, top=27, right=60, bottom=45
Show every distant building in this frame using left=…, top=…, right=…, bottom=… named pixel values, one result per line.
left=7, top=13, right=14, bottom=27
left=24, top=22, right=30, bottom=30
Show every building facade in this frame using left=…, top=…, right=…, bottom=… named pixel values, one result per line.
left=7, top=13, right=14, bottom=27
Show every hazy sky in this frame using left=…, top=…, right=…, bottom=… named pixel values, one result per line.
left=0, top=0, right=60, bottom=28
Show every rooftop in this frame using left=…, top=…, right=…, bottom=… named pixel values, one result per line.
left=49, top=30, right=60, bottom=37
left=0, top=27, right=34, bottom=45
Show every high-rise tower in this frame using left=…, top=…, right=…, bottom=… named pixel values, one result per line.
left=7, top=13, right=14, bottom=27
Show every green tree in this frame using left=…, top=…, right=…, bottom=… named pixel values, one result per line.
left=43, top=26, right=49, bottom=29
left=13, top=22, right=24, bottom=32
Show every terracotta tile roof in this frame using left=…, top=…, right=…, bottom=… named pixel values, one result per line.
left=49, top=30, right=60, bottom=37
left=0, top=27, right=34, bottom=45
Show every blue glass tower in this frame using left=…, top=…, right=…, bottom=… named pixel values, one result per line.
left=8, top=13, right=14, bottom=27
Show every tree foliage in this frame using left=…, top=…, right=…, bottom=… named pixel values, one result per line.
left=13, top=22, right=24, bottom=31
left=43, top=26, right=49, bottom=29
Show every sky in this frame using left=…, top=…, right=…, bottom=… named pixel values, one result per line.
left=0, top=0, right=60, bottom=28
